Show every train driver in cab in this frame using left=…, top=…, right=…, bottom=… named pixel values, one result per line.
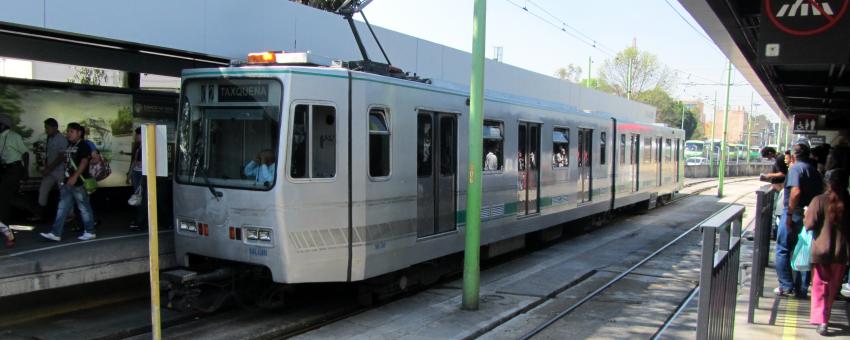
left=244, top=149, right=276, bottom=185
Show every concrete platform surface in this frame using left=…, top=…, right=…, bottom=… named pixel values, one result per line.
left=296, top=179, right=763, bottom=339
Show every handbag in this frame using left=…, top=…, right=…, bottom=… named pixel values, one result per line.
left=128, top=185, right=142, bottom=206
left=791, top=228, right=813, bottom=272
left=69, top=157, right=97, bottom=194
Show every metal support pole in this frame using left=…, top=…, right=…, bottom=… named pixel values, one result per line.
left=462, top=0, right=486, bottom=311
left=709, top=92, right=717, bottom=177
left=785, top=123, right=791, bottom=151
left=747, top=93, right=753, bottom=164
left=681, top=100, right=686, bottom=130
left=626, top=57, right=632, bottom=100
left=586, top=56, right=592, bottom=88
left=144, top=124, right=162, bottom=340
left=718, top=61, right=732, bottom=197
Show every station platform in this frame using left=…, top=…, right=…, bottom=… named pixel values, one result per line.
left=293, top=178, right=763, bottom=339
left=0, top=207, right=175, bottom=298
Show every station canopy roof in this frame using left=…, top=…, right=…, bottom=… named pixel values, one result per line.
left=680, top=0, right=850, bottom=127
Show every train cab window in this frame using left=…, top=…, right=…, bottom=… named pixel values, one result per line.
left=290, top=104, right=336, bottom=179
left=369, top=108, right=391, bottom=178
left=483, top=120, right=504, bottom=172
left=665, top=139, right=672, bottom=162
left=176, top=78, right=282, bottom=190
left=644, top=137, right=652, bottom=164
left=599, top=132, right=607, bottom=165
left=552, top=127, right=569, bottom=169
left=619, top=134, right=626, bottom=164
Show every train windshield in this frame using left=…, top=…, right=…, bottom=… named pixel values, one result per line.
left=685, top=142, right=704, bottom=152
left=176, top=78, right=282, bottom=190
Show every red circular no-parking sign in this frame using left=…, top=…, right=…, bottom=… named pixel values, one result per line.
left=765, top=0, right=849, bottom=36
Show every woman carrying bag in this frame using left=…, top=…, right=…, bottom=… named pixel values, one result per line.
left=805, top=168, right=850, bottom=336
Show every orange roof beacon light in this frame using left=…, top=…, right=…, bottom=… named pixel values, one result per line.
left=247, top=51, right=282, bottom=64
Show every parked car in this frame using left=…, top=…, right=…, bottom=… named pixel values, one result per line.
left=686, top=157, right=708, bottom=166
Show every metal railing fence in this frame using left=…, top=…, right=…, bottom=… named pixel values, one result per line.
left=748, top=186, right=776, bottom=323
left=697, top=205, right=745, bottom=340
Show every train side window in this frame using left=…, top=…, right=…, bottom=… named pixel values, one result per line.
left=289, top=104, right=336, bottom=179
left=644, top=137, right=652, bottom=164
left=369, top=108, right=391, bottom=178
left=552, top=127, right=569, bottom=169
left=417, top=114, right=433, bottom=177
left=599, top=132, right=607, bottom=165
left=619, top=134, right=626, bottom=164
left=665, top=138, right=672, bottom=162
left=290, top=105, right=309, bottom=178
left=483, top=120, right=503, bottom=172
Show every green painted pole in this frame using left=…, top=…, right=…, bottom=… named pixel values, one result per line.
left=746, top=92, right=753, bottom=163
left=709, top=92, right=717, bottom=176
left=462, top=0, right=486, bottom=311
left=718, top=61, right=732, bottom=198
left=785, top=123, right=791, bottom=150
left=626, top=57, right=632, bottom=100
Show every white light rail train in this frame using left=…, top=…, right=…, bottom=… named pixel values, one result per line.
left=164, top=51, right=684, bottom=310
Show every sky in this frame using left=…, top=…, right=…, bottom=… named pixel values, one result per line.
left=363, top=0, right=781, bottom=123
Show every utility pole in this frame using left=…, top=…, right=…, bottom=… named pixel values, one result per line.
left=747, top=92, right=753, bottom=164
left=586, top=56, right=592, bottom=88
left=680, top=100, right=686, bottom=130
left=708, top=91, right=720, bottom=177
left=626, top=57, right=632, bottom=100
left=718, top=61, right=732, bottom=198
left=785, top=123, right=791, bottom=151
left=462, top=0, right=486, bottom=311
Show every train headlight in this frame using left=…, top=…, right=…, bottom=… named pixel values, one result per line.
left=246, top=228, right=259, bottom=240
left=179, top=220, right=197, bottom=232
left=258, top=230, right=272, bottom=241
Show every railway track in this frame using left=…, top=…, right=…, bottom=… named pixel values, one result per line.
left=517, top=185, right=753, bottom=339
left=3, top=178, right=761, bottom=339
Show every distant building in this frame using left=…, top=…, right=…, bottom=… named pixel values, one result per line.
left=705, top=106, right=749, bottom=143
left=682, top=99, right=705, bottom=124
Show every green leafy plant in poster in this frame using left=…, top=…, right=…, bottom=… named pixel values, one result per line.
left=111, top=106, right=133, bottom=136
left=0, top=84, right=33, bottom=138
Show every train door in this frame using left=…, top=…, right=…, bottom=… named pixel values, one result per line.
left=517, top=122, right=540, bottom=215
left=417, top=111, right=457, bottom=237
left=656, top=137, right=663, bottom=186
left=675, top=138, right=681, bottom=183
left=632, top=134, right=640, bottom=192
left=577, top=128, right=593, bottom=203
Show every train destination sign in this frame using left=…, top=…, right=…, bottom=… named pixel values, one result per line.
left=759, top=0, right=850, bottom=64
left=218, top=84, right=269, bottom=102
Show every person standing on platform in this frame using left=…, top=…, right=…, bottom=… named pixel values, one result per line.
left=129, top=127, right=147, bottom=231
left=0, top=220, right=14, bottom=248
left=775, top=142, right=822, bottom=298
left=35, top=118, right=68, bottom=220
left=0, top=112, right=31, bottom=228
left=805, top=168, right=850, bottom=336
left=40, top=122, right=97, bottom=242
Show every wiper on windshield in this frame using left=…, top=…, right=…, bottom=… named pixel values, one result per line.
left=189, top=136, right=223, bottom=200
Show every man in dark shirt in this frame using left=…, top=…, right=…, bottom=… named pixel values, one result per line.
left=774, top=142, right=822, bottom=297
left=40, top=122, right=97, bottom=242
left=761, top=146, right=787, bottom=186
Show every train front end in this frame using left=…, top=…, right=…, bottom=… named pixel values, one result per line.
left=169, top=66, right=290, bottom=295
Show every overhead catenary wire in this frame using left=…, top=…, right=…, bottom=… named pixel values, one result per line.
left=502, top=0, right=734, bottom=90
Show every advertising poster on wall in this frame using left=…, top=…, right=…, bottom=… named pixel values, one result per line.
left=0, top=82, right=177, bottom=189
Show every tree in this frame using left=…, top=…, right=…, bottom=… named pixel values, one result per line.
left=598, top=46, right=674, bottom=98
left=554, top=64, right=583, bottom=83
left=68, top=67, right=109, bottom=86
left=290, top=0, right=349, bottom=11
left=635, top=88, right=699, bottom=139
